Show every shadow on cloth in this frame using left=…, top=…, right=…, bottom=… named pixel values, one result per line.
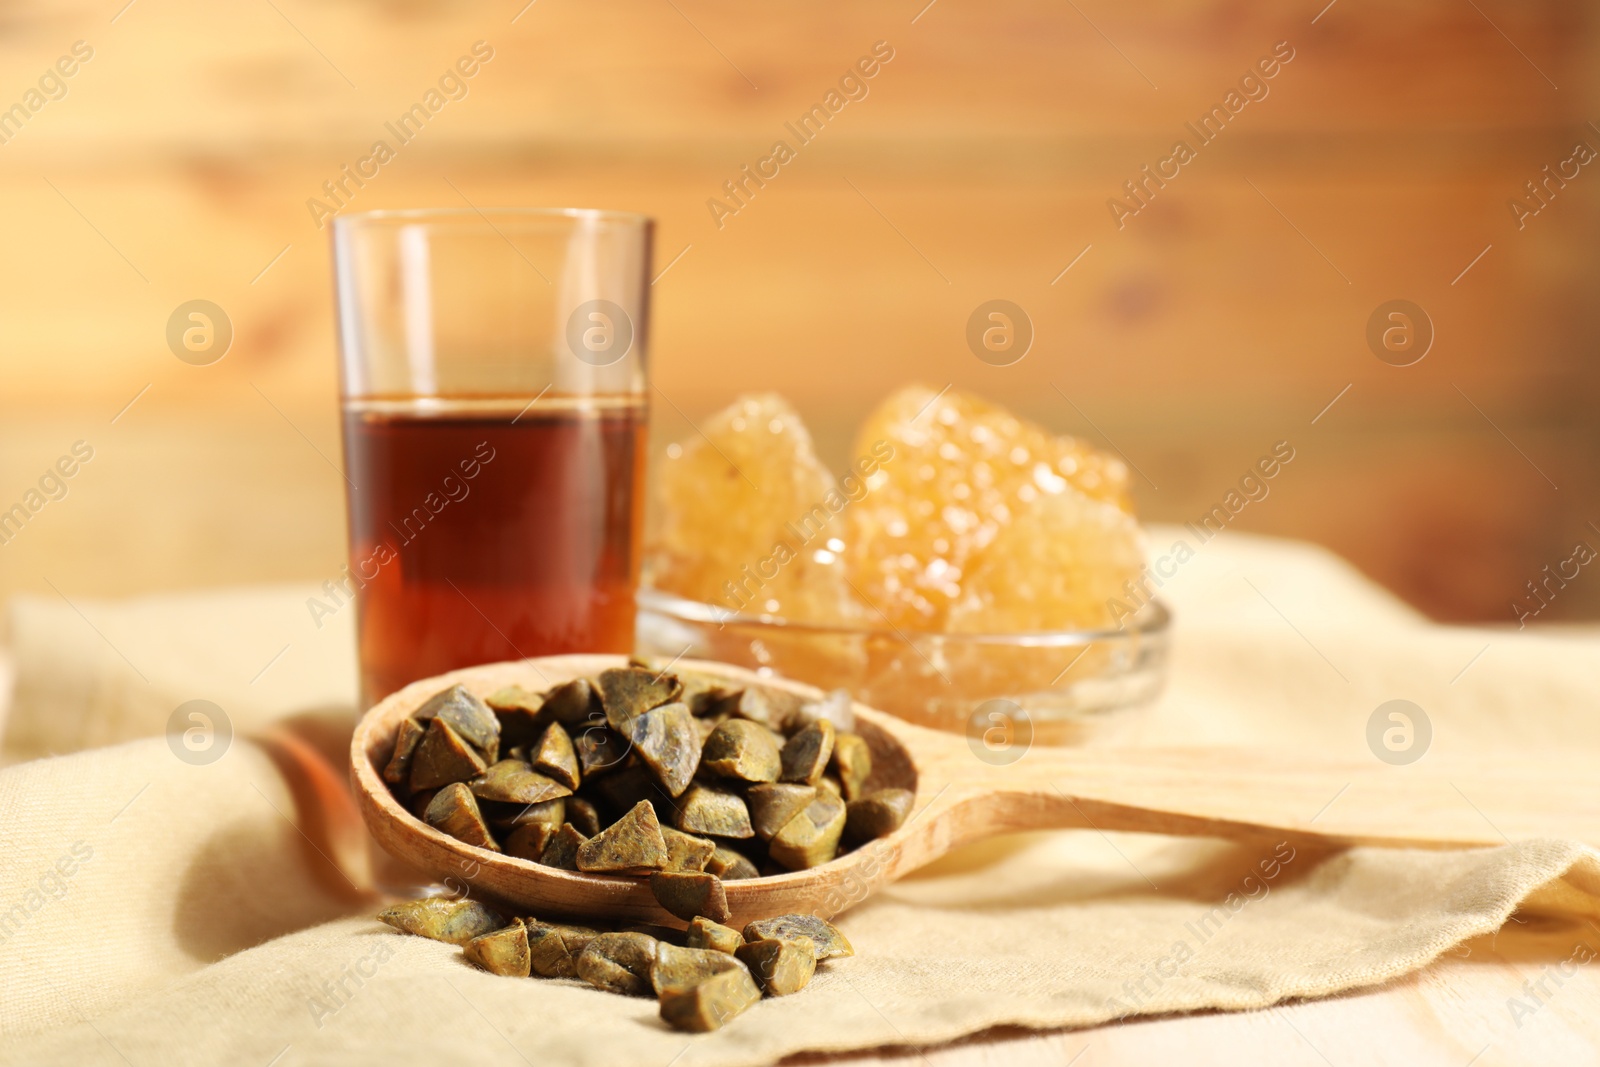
left=172, top=706, right=382, bottom=963
left=882, top=831, right=1339, bottom=915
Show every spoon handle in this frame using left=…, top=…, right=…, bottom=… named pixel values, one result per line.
left=935, top=746, right=1600, bottom=850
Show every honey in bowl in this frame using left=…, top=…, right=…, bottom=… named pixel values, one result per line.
left=651, top=393, right=865, bottom=627
left=643, top=386, right=1163, bottom=736
left=847, top=384, right=1141, bottom=632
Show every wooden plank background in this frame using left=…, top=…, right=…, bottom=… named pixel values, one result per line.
left=0, top=0, right=1595, bottom=624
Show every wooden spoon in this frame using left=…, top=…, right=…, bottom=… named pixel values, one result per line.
left=351, top=655, right=1600, bottom=927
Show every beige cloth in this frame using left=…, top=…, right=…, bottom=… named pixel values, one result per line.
left=2, top=529, right=1598, bottom=1065
left=4, top=582, right=358, bottom=761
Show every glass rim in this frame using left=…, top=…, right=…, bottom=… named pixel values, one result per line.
left=638, top=586, right=1172, bottom=646
left=332, top=207, right=653, bottom=231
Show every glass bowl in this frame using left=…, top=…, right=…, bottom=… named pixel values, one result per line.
left=636, top=588, right=1171, bottom=743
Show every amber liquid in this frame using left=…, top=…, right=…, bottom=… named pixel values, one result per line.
left=341, top=396, right=647, bottom=704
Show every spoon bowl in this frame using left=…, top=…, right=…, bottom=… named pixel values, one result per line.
left=352, top=655, right=1600, bottom=927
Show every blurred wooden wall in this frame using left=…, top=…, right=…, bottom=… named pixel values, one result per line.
left=0, top=0, right=1596, bottom=625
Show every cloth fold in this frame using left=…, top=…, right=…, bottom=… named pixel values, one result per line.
left=2, top=531, right=1598, bottom=1065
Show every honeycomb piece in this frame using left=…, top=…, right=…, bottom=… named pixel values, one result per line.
left=847, top=384, right=1132, bottom=630
left=652, top=394, right=862, bottom=624
left=946, top=486, right=1144, bottom=632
